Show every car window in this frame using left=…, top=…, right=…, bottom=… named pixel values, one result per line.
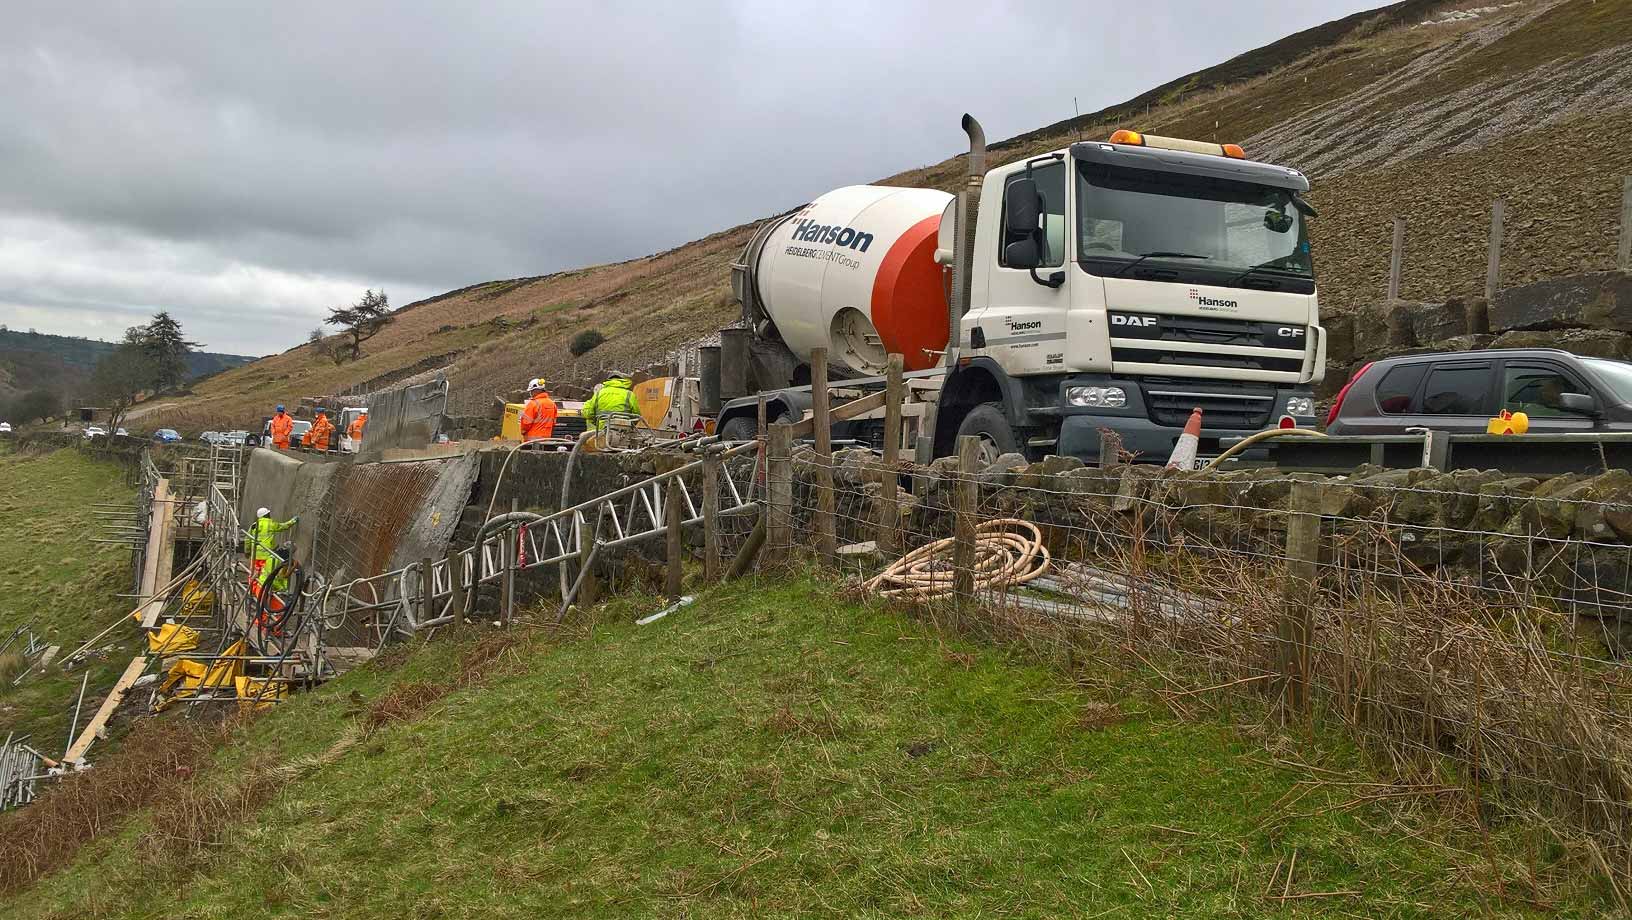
left=1502, top=364, right=1591, bottom=418
left=1374, top=364, right=1427, bottom=414
left=1420, top=364, right=1491, bottom=415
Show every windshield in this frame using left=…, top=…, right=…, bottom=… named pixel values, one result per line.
left=1582, top=358, right=1632, bottom=404
left=1076, top=161, right=1312, bottom=285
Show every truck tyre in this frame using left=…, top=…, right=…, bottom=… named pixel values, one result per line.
left=720, top=415, right=758, bottom=443
left=955, top=402, right=1019, bottom=466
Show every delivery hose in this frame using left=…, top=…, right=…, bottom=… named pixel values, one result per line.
left=865, top=519, right=1050, bottom=601
left=1199, top=427, right=1327, bottom=472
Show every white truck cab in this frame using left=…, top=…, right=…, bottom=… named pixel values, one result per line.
left=942, top=129, right=1324, bottom=462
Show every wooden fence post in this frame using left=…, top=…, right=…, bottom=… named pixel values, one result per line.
left=953, top=435, right=979, bottom=603
left=1387, top=217, right=1404, bottom=302
left=766, top=423, right=793, bottom=567
left=1098, top=429, right=1122, bottom=468
left=1485, top=199, right=1504, bottom=306
left=420, top=555, right=434, bottom=629
left=1620, top=176, right=1632, bottom=273
left=811, top=347, right=836, bottom=563
left=576, top=510, right=599, bottom=607
left=702, top=449, right=721, bottom=582
left=445, top=547, right=466, bottom=630
left=878, top=353, right=904, bottom=555
left=1278, top=480, right=1322, bottom=712
left=665, top=476, right=683, bottom=599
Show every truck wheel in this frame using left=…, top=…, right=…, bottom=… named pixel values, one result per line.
left=719, top=415, right=760, bottom=443
left=955, top=402, right=1019, bottom=466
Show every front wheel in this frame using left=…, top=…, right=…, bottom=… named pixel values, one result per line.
left=954, top=402, right=1020, bottom=466
left=719, top=415, right=759, bottom=443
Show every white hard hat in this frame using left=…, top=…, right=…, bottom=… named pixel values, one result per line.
left=256, top=507, right=270, bottom=518
left=527, top=377, right=546, bottom=392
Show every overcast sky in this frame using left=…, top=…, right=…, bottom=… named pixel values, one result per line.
left=0, top=1, right=1381, bottom=356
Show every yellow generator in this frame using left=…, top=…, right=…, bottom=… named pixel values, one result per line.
left=500, top=401, right=586, bottom=441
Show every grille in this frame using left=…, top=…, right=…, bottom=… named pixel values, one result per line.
left=1108, top=312, right=1306, bottom=373
left=1145, top=387, right=1275, bottom=429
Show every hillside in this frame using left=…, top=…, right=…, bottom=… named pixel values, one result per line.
left=0, top=578, right=1605, bottom=916
left=0, top=329, right=256, bottom=407
left=140, top=0, right=1632, bottom=431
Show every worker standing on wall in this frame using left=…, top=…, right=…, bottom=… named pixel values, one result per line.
left=582, top=371, right=640, bottom=432
left=243, top=507, right=297, bottom=587
left=518, top=377, right=558, bottom=441
left=348, top=410, right=367, bottom=447
left=269, top=405, right=294, bottom=450
left=305, top=409, right=335, bottom=452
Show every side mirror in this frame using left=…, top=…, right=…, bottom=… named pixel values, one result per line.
left=1556, top=392, right=1597, bottom=414
left=1264, top=210, right=1293, bottom=233
left=1004, top=178, right=1041, bottom=241
left=1004, top=238, right=1040, bottom=269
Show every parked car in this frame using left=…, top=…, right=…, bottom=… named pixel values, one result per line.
left=199, top=430, right=222, bottom=444
left=152, top=428, right=182, bottom=443
left=0, top=422, right=12, bottom=434
left=115, top=427, right=129, bottom=437
left=1327, top=348, right=1632, bottom=435
left=221, top=430, right=251, bottom=446
left=82, top=426, right=107, bottom=439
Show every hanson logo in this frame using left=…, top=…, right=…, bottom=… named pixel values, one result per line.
left=789, top=218, right=874, bottom=252
left=1189, top=288, right=1238, bottom=310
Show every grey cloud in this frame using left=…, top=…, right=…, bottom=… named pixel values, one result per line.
left=0, top=0, right=1380, bottom=354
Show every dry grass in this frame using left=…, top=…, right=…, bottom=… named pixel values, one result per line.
left=0, top=718, right=229, bottom=894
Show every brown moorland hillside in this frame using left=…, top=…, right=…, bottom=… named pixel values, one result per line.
left=137, top=0, right=1632, bottom=432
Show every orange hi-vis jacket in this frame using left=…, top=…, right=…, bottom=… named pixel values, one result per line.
left=348, top=413, right=366, bottom=443
left=519, top=392, right=558, bottom=440
left=306, top=414, right=335, bottom=451
left=269, top=412, right=294, bottom=449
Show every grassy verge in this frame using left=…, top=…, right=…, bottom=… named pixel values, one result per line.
left=0, top=444, right=138, bottom=754
left=0, top=576, right=1610, bottom=917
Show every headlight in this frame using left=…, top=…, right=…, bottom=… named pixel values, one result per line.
left=1286, top=396, right=1315, bottom=417
left=1066, top=385, right=1128, bottom=409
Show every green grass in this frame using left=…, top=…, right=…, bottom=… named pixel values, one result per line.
left=0, top=445, right=138, bottom=755
left=1, top=577, right=1609, bottom=917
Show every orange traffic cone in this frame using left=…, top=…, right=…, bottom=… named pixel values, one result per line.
left=1165, top=407, right=1203, bottom=470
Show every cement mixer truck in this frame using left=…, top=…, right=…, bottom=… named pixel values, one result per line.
left=711, top=115, right=1325, bottom=464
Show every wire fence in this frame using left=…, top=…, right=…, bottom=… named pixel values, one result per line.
left=751, top=435, right=1632, bottom=888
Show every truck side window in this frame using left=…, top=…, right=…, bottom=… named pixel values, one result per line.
left=1374, top=363, right=1427, bottom=414
left=1000, top=162, right=1066, bottom=269
left=1420, top=364, right=1491, bottom=415
left=1503, top=364, right=1590, bottom=417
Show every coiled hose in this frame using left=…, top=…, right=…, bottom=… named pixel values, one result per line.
left=865, top=519, right=1051, bottom=601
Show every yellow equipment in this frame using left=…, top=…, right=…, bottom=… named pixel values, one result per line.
left=147, top=622, right=201, bottom=655
left=155, top=639, right=246, bottom=711
left=1487, top=410, right=1530, bottom=435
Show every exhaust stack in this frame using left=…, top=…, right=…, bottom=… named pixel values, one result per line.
left=948, top=114, right=985, bottom=368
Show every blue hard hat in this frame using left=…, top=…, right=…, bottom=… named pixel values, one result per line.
left=275, top=404, right=285, bottom=412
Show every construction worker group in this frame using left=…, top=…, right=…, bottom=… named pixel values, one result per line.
left=518, top=372, right=641, bottom=443
left=266, top=403, right=365, bottom=452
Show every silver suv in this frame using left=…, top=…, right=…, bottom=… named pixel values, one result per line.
left=1327, top=348, right=1632, bottom=435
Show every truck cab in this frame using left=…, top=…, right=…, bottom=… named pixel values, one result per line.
left=942, top=130, right=1324, bottom=463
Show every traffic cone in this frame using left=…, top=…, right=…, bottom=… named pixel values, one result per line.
left=1165, top=407, right=1203, bottom=471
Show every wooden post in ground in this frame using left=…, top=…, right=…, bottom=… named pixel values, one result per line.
left=446, top=547, right=466, bottom=630
left=765, top=423, right=793, bottom=567
left=1620, top=177, right=1632, bottom=273
left=953, top=435, right=979, bottom=604
left=1387, top=217, right=1404, bottom=302
left=665, top=476, right=684, bottom=600
left=1486, top=199, right=1505, bottom=306
left=1098, top=430, right=1122, bottom=468
left=576, top=509, right=600, bottom=607
left=420, top=556, right=434, bottom=628
left=702, top=449, right=721, bottom=582
left=1278, top=480, right=1322, bottom=712
left=878, top=353, right=904, bottom=555
left=810, top=347, right=836, bottom=563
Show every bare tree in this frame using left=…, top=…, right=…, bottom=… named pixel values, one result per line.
left=323, top=289, right=393, bottom=362
left=88, top=343, right=155, bottom=435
